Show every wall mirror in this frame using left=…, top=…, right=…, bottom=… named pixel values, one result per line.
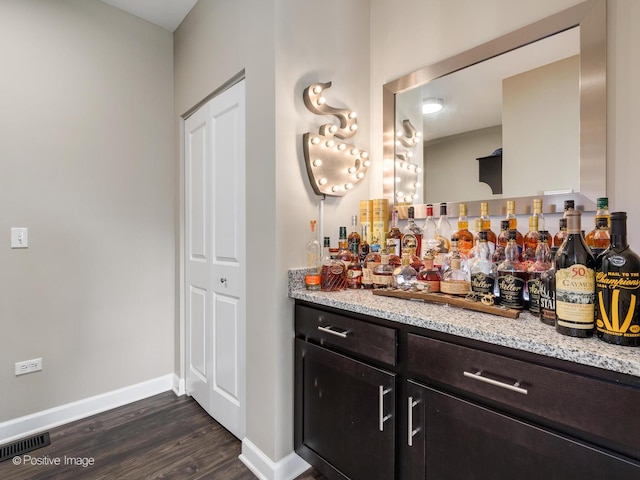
left=383, top=0, right=606, bottom=218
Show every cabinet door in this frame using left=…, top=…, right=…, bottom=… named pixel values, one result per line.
left=295, top=339, right=395, bottom=480
left=408, top=382, right=640, bottom=480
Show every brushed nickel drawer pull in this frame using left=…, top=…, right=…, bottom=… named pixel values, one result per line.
left=317, top=325, right=349, bottom=338
left=407, top=396, right=420, bottom=446
left=463, top=370, right=528, bottom=395
left=379, top=386, right=392, bottom=431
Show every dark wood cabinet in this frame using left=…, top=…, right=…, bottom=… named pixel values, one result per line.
left=406, top=381, right=640, bottom=480
left=295, top=301, right=640, bottom=480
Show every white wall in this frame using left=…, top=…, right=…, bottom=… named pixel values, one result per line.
left=370, top=0, right=640, bottom=251
left=0, top=0, right=175, bottom=421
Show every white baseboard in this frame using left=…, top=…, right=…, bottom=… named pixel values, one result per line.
left=0, top=374, right=174, bottom=445
left=172, top=374, right=186, bottom=396
left=239, top=437, right=310, bottom=480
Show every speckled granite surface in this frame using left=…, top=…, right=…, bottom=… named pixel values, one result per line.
left=288, top=269, right=640, bottom=378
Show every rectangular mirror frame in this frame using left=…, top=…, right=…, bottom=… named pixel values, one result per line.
left=382, top=0, right=606, bottom=218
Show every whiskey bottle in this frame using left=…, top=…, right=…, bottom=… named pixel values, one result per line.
left=554, top=217, right=568, bottom=248
left=417, top=249, right=441, bottom=292
left=532, top=198, right=545, bottom=231
left=505, top=200, right=524, bottom=255
left=585, top=197, right=611, bottom=257
left=393, top=250, right=418, bottom=291
left=497, top=230, right=527, bottom=309
left=386, top=209, right=402, bottom=257
left=453, top=203, right=474, bottom=256
left=435, top=202, right=452, bottom=269
left=441, top=238, right=470, bottom=295
left=492, top=219, right=510, bottom=265
left=348, top=215, right=361, bottom=257
left=346, top=254, right=362, bottom=289
left=539, top=249, right=557, bottom=326
left=372, top=252, right=394, bottom=289
left=470, top=231, right=497, bottom=297
left=423, top=204, right=437, bottom=245
left=305, top=220, right=321, bottom=271
left=595, top=212, right=640, bottom=346
left=402, top=206, right=423, bottom=258
left=320, top=237, right=346, bottom=291
left=358, top=224, right=370, bottom=265
left=527, top=231, right=551, bottom=315
left=555, top=210, right=596, bottom=337
left=480, top=201, right=497, bottom=254
left=337, top=226, right=352, bottom=268
left=521, top=214, right=540, bottom=268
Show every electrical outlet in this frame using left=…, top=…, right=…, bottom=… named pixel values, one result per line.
left=15, top=358, right=42, bottom=376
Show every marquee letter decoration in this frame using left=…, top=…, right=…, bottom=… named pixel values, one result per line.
left=302, top=81, right=370, bottom=197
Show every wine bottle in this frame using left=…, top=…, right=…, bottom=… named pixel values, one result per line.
left=595, top=212, right=640, bottom=346
left=555, top=210, right=596, bottom=337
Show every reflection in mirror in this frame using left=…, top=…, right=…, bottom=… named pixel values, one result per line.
left=384, top=0, right=606, bottom=216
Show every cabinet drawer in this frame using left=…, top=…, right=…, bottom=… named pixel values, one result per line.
left=408, top=334, right=640, bottom=460
left=296, top=304, right=397, bottom=366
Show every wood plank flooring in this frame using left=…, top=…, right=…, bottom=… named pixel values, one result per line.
left=0, top=391, right=325, bottom=480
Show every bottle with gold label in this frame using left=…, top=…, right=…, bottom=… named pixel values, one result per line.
left=453, top=203, right=474, bottom=256
left=480, top=201, right=497, bottom=254
left=595, top=212, right=640, bottom=346
left=555, top=211, right=596, bottom=337
left=441, top=238, right=470, bottom=295
left=402, top=206, right=422, bottom=258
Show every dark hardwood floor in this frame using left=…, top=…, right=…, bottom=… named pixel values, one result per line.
left=0, top=391, right=325, bottom=480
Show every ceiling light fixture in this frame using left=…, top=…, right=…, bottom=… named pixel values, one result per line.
left=422, top=97, right=444, bottom=114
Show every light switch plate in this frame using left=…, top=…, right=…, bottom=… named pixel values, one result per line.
left=11, top=228, right=28, bottom=248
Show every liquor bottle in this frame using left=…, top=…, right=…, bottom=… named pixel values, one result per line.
left=361, top=246, right=380, bottom=290
left=386, top=209, right=402, bottom=257
left=320, top=236, right=346, bottom=291
left=402, top=206, right=423, bottom=257
left=554, top=217, right=568, bottom=248
left=555, top=210, right=596, bottom=338
left=441, top=238, right=470, bottom=295
left=305, top=220, right=321, bottom=271
left=521, top=214, right=540, bottom=268
left=585, top=197, right=611, bottom=257
left=423, top=204, right=437, bottom=245
left=532, top=198, right=545, bottom=231
left=595, top=212, right=640, bottom=346
left=337, top=226, right=352, bottom=267
left=539, top=247, right=557, bottom=326
left=554, top=200, right=575, bottom=247
left=497, top=230, right=527, bottom=309
left=417, top=250, right=441, bottom=292
left=505, top=200, right=524, bottom=254
left=492, top=219, right=510, bottom=264
left=480, top=201, right=497, bottom=254
left=372, top=252, right=395, bottom=289
left=348, top=215, right=361, bottom=257
left=393, top=250, right=418, bottom=291
left=358, top=224, right=370, bottom=265
left=453, top=203, right=474, bottom=256
left=346, top=254, right=362, bottom=289
left=527, top=231, right=551, bottom=315
left=470, top=231, right=497, bottom=297
left=435, top=202, right=452, bottom=259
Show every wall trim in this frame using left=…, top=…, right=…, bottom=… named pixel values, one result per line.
left=0, top=374, right=173, bottom=445
left=239, top=438, right=310, bottom=480
left=172, top=374, right=186, bottom=396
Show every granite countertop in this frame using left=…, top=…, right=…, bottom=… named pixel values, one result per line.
left=288, top=269, right=640, bottom=378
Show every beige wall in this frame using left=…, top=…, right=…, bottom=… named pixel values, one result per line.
left=174, top=0, right=370, bottom=462
left=0, top=0, right=175, bottom=421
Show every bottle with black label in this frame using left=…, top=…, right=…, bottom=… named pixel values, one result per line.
left=539, top=246, right=559, bottom=326
left=470, top=231, right=496, bottom=296
left=595, top=212, right=640, bottom=346
left=497, top=230, right=526, bottom=309
left=527, top=231, right=551, bottom=315
left=555, top=210, right=596, bottom=337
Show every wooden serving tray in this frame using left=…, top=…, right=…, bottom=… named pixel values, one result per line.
left=371, top=289, right=520, bottom=319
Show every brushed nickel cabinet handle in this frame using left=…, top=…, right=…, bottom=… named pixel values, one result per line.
left=379, top=385, right=392, bottom=431
left=407, top=396, right=420, bottom=446
left=463, top=370, right=528, bottom=395
left=317, top=325, right=349, bottom=338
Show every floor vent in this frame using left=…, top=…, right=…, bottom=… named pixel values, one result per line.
left=0, top=432, right=51, bottom=463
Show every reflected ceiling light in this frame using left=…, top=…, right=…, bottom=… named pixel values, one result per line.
left=422, top=97, right=444, bottom=114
